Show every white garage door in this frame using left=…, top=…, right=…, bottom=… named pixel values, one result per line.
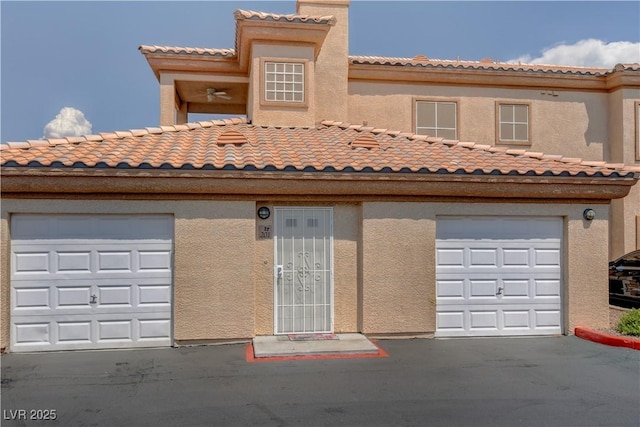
left=11, top=214, right=173, bottom=352
left=436, top=217, right=562, bottom=337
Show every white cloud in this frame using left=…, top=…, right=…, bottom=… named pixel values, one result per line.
left=509, top=39, right=640, bottom=68
left=42, top=107, right=92, bottom=139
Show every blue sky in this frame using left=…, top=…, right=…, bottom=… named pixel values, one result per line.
left=1, top=1, right=639, bottom=143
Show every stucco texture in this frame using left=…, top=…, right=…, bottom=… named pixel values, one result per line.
left=0, top=199, right=257, bottom=350
left=361, top=202, right=610, bottom=335
left=348, top=83, right=608, bottom=162
left=0, top=198, right=612, bottom=351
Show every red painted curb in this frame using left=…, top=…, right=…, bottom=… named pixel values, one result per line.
left=575, top=327, right=640, bottom=351
left=245, top=342, right=389, bottom=363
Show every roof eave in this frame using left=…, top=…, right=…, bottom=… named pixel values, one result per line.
left=348, top=63, right=612, bottom=91
left=1, top=169, right=636, bottom=201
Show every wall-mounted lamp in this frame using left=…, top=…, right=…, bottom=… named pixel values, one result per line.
left=257, top=206, right=271, bottom=220
left=583, top=208, right=595, bottom=221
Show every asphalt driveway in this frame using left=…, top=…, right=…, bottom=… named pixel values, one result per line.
left=1, top=336, right=639, bottom=427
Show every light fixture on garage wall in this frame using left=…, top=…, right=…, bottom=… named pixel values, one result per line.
left=257, top=206, right=271, bottom=220
left=583, top=209, right=596, bottom=221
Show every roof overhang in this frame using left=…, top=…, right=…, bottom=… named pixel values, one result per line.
left=1, top=168, right=636, bottom=202
left=234, top=13, right=334, bottom=71
left=349, top=63, right=640, bottom=92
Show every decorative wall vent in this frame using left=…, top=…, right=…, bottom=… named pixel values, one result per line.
left=216, top=130, right=248, bottom=146
left=350, top=134, right=380, bottom=149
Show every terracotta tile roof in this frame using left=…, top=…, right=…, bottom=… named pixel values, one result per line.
left=233, top=9, right=336, bottom=26
left=1, top=118, right=637, bottom=178
left=139, top=45, right=235, bottom=57
left=614, top=63, right=640, bottom=72
left=349, top=55, right=617, bottom=76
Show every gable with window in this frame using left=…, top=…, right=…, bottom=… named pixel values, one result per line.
left=497, top=102, right=531, bottom=145
left=415, top=100, right=457, bottom=139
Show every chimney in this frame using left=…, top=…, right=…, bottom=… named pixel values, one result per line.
left=297, top=0, right=350, bottom=122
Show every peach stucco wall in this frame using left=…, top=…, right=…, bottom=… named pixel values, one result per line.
left=0, top=199, right=257, bottom=350
left=609, top=88, right=640, bottom=259
left=0, top=198, right=612, bottom=351
left=348, top=82, right=608, bottom=162
left=249, top=44, right=316, bottom=128
left=361, top=202, right=610, bottom=335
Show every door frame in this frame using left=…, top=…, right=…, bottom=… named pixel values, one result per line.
left=273, top=206, right=334, bottom=335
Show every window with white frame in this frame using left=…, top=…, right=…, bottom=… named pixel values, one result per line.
left=264, top=62, right=305, bottom=103
left=498, top=103, right=530, bottom=143
left=415, top=101, right=457, bottom=139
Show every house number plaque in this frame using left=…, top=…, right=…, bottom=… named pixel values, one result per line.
left=258, top=225, right=272, bottom=239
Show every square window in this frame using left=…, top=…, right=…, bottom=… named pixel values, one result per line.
left=498, top=103, right=530, bottom=144
left=264, top=61, right=305, bottom=104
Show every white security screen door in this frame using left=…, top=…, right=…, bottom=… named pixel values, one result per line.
left=274, top=207, right=333, bottom=334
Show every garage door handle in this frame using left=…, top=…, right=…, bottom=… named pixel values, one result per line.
left=90, top=294, right=97, bottom=304
left=496, top=287, right=504, bottom=296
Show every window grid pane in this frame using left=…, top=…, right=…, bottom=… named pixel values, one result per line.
left=265, top=62, right=305, bottom=103
left=416, top=101, right=457, bottom=139
left=500, top=104, right=529, bottom=142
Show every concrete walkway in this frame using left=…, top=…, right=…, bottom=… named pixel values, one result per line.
left=252, top=333, right=379, bottom=358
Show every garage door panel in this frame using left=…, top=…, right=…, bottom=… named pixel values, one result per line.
left=97, top=251, right=133, bottom=272
left=501, top=279, right=529, bottom=297
left=502, top=310, right=530, bottom=328
left=436, top=280, right=464, bottom=298
left=138, top=251, right=172, bottom=271
left=535, top=280, right=561, bottom=297
left=436, top=311, right=465, bottom=331
left=534, top=249, right=561, bottom=266
left=12, top=312, right=172, bottom=351
left=12, top=244, right=172, bottom=280
left=14, top=322, right=50, bottom=345
left=11, top=214, right=173, bottom=352
left=13, top=251, right=50, bottom=274
left=469, top=249, right=498, bottom=266
left=534, top=310, right=561, bottom=328
left=469, top=280, right=498, bottom=298
left=437, top=216, right=562, bottom=337
left=14, top=287, right=51, bottom=310
left=97, top=286, right=133, bottom=307
left=469, top=310, right=498, bottom=329
left=436, top=248, right=465, bottom=266
left=57, top=321, right=92, bottom=343
left=139, top=285, right=172, bottom=305
left=57, top=251, right=92, bottom=272
left=139, top=319, right=172, bottom=340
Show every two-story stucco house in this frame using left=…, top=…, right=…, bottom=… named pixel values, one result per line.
left=2, top=0, right=639, bottom=353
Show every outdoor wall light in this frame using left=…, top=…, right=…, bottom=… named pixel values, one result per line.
left=583, top=208, right=596, bottom=221
left=257, top=206, right=271, bottom=220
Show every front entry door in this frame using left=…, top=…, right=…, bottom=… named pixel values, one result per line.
left=274, top=207, right=333, bottom=334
